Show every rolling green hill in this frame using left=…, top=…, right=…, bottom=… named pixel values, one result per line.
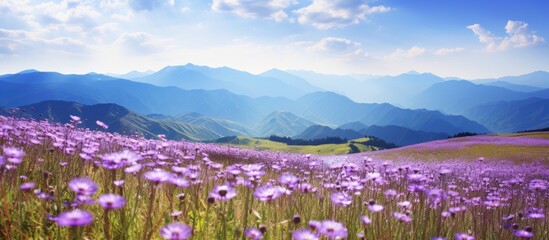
left=213, top=136, right=388, bottom=155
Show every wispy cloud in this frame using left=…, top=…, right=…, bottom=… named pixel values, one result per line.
left=435, top=47, right=464, bottom=56
left=211, top=0, right=297, bottom=22
left=467, top=20, right=544, bottom=52
left=385, top=46, right=426, bottom=60
left=294, top=0, right=390, bottom=29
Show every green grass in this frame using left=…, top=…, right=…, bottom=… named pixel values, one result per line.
left=218, top=136, right=380, bottom=155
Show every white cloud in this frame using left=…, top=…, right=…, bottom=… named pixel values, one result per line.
left=385, top=46, right=426, bottom=60
left=128, top=0, right=175, bottom=11
left=114, top=32, right=175, bottom=55
left=294, top=0, right=390, bottom=29
left=309, top=37, right=361, bottom=53
left=0, top=28, right=89, bottom=57
left=212, top=0, right=296, bottom=22
left=435, top=47, right=464, bottom=56
left=467, top=20, right=544, bottom=52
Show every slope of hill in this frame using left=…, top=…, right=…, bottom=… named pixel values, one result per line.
left=338, top=122, right=449, bottom=146
left=463, top=98, right=549, bottom=133
left=213, top=136, right=387, bottom=155
left=364, top=132, right=549, bottom=164
left=255, top=111, right=317, bottom=137
left=1, top=100, right=242, bottom=141
left=294, top=125, right=363, bottom=140
left=410, top=80, right=549, bottom=114
left=259, top=69, right=322, bottom=93
left=135, top=64, right=307, bottom=99
left=359, top=125, right=449, bottom=146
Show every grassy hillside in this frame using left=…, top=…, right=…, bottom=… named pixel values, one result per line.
left=214, top=136, right=383, bottom=155
left=365, top=132, right=549, bottom=164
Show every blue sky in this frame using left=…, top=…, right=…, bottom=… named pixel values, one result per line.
left=1, top=0, right=548, bottom=78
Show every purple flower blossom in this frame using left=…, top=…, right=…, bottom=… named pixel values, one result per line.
left=3, top=147, right=25, bottom=164
left=359, top=216, right=371, bottom=225
left=19, top=182, right=35, bottom=191
left=279, top=173, right=299, bottom=187
left=319, top=220, right=348, bottom=239
left=113, top=180, right=125, bottom=187
left=55, top=209, right=94, bottom=227
left=254, top=185, right=286, bottom=201
left=143, top=169, right=172, bottom=184
left=96, top=120, right=108, bottom=129
left=454, top=233, right=474, bottom=240
left=330, top=192, right=352, bottom=207
left=170, top=176, right=190, bottom=188
left=98, top=194, right=125, bottom=210
left=292, top=229, right=319, bottom=240
left=393, top=212, right=412, bottom=223
left=160, top=222, right=192, bottom=240
left=514, top=229, right=533, bottom=238
left=368, top=204, right=384, bottom=212
left=245, top=228, right=264, bottom=239
left=209, top=184, right=237, bottom=201
left=69, top=177, right=98, bottom=196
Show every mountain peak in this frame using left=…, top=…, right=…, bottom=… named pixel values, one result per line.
left=18, top=69, right=39, bottom=74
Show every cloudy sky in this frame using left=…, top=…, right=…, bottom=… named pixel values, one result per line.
left=1, top=0, right=548, bottom=78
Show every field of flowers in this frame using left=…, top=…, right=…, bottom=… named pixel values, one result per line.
left=1, top=115, right=548, bottom=239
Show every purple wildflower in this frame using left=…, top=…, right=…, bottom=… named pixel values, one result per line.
left=330, top=192, right=352, bottom=207
left=292, top=229, right=319, bottom=240
left=254, top=185, right=286, bottom=201
left=359, top=216, right=372, bottom=225
left=98, top=194, right=126, bottom=210
left=160, top=222, right=192, bottom=240
left=96, top=120, right=108, bottom=129
left=514, top=230, right=533, bottom=238
left=319, top=220, right=348, bottom=239
left=454, top=233, right=474, bottom=240
left=69, top=177, right=98, bottom=196
left=3, top=147, right=25, bottom=164
left=19, top=182, right=35, bottom=191
left=143, top=169, right=172, bottom=184
left=209, top=184, right=237, bottom=201
left=279, top=173, right=299, bottom=188
left=393, top=212, right=412, bottom=223
left=245, top=228, right=264, bottom=239
left=55, top=209, right=94, bottom=227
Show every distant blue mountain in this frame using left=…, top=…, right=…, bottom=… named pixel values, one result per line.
left=112, top=70, right=155, bottom=79
left=288, top=71, right=444, bottom=104
left=296, top=91, right=489, bottom=135
left=475, top=71, right=549, bottom=89
left=410, top=80, right=549, bottom=114
left=464, top=98, right=549, bottom=133
left=482, top=81, right=542, bottom=92
left=259, top=69, right=323, bottom=93
left=134, top=64, right=309, bottom=99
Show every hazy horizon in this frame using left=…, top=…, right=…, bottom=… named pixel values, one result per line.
left=1, top=0, right=548, bottom=79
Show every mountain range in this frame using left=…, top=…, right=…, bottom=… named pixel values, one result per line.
left=1, top=66, right=547, bottom=144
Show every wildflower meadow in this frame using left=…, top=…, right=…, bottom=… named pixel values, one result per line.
left=0, top=115, right=547, bottom=239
